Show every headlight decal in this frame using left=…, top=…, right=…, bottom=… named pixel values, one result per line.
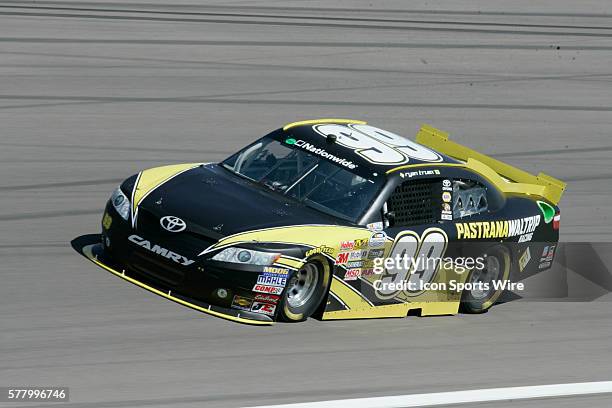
left=211, top=247, right=281, bottom=266
left=111, top=187, right=130, bottom=220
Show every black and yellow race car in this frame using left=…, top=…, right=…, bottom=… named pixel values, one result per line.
left=79, top=119, right=566, bottom=325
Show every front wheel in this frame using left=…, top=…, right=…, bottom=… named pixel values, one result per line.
left=460, top=245, right=511, bottom=314
left=279, top=259, right=330, bottom=322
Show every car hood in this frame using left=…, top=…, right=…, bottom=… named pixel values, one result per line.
left=138, top=163, right=344, bottom=237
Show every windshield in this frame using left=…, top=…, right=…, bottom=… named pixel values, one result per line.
left=222, top=137, right=383, bottom=222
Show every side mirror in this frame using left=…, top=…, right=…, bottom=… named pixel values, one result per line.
left=384, top=211, right=396, bottom=227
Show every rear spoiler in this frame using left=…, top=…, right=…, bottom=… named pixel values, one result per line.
left=416, top=124, right=566, bottom=205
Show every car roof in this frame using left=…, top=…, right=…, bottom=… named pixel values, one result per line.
left=278, top=119, right=461, bottom=180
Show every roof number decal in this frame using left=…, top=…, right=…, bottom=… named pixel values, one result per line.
left=312, top=124, right=442, bottom=165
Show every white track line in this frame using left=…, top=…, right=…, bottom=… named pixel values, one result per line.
left=246, top=381, right=612, bottom=408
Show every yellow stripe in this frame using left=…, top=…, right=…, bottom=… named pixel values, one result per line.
left=283, top=118, right=366, bottom=131
left=83, top=245, right=272, bottom=326
left=323, top=301, right=458, bottom=320
left=213, top=225, right=369, bottom=251
left=386, top=162, right=465, bottom=174
left=132, top=163, right=201, bottom=216
left=324, top=303, right=409, bottom=319
left=275, top=257, right=304, bottom=269
left=329, top=276, right=373, bottom=310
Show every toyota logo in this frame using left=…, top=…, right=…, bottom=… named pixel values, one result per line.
left=160, top=216, right=186, bottom=232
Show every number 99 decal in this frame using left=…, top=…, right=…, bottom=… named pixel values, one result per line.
left=312, top=124, right=442, bottom=165
left=376, top=228, right=448, bottom=299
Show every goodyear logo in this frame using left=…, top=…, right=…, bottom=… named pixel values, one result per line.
left=456, top=215, right=540, bottom=240
left=305, top=246, right=334, bottom=257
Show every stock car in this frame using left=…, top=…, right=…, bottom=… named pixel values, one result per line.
left=79, top=119, right=565, bottom=325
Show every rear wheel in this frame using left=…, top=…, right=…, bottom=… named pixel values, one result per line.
left=279, top=259, right=331, bottom=322
left=460, top=245, right=511, bottom=313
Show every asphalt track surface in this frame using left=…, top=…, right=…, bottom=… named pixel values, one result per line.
left=1, top=1, right=611, bottom=407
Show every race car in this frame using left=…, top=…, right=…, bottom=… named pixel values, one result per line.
left=79, top=119, right=566, bottom=325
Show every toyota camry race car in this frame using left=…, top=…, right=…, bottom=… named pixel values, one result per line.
left=79, top=119, right=566, bottom=325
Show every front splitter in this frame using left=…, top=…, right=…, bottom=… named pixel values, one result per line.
left=81, top=243, right=273, bottom=326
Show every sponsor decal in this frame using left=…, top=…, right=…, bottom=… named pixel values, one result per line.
left=346, top=260, right=364, bottom=269
left=538, top=245, right=556, bottom=269
left=399, top=169, right=441, bottom=179
left=518, top=232, right=533, bottom=243
left=256, top=274, right=287, bottom=287
left=287, top=138, right=357, bottom=169
left=349, top=250, right=368, bottom=260
left=361, top=268, right=375, bottom=277
left=367, top=221, right=384, bottom=232
left=442, top=179, right=452, bottom=191
left=455, top=215, right=541, bottom=240
left=340, top=240, right=355, bottom=250
left=254, top=294, right=280, bottom=304
left=540, top=245, right=556, bottom=262
left=553, top=213, right=561, bottom=230
left=368, top=232, right=387, bottom=248
left=441, top=189, right=453, bottom=221
left=519, top=247, right=531, bottom=272
left=128, top=234, right=195, bottom=266
left=231, top=295, right=253, bottom=311
left=251, top=301, right=276, bottom=316
left=367, top=249, right=385, bottom=259
left=537, top=200, right=556, bottom=224
left=305, top=246, right=334, bottom=257
left=102, top=212, right=112, bottom=229
left=539, top=261, right=551, bottom=269
left=263, top=266, right=289, bottom=275
left=344, top=269, right=361, bottom=281
left=336, top=252, right=349, bottom=265
left=252, top=284, right=284, bottom=295
left=353, top=238, right=369, bottom=249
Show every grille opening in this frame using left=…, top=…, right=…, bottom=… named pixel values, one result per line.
left=129, top=251, right=185, bottom=287
left=387, top=178, right=441, bottom=227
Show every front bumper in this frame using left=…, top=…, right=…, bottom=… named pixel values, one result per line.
left=81, top=243, right=274, bottom=325
left=100, top=200, right=301, bottom=322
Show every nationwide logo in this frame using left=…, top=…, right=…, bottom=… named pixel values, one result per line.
left=285, top=138, right=357, bottom=169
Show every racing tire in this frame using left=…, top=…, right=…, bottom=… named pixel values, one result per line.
left=279, top=258, right=331, bottom=322
left=460, top=245, right=511, bottom=314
